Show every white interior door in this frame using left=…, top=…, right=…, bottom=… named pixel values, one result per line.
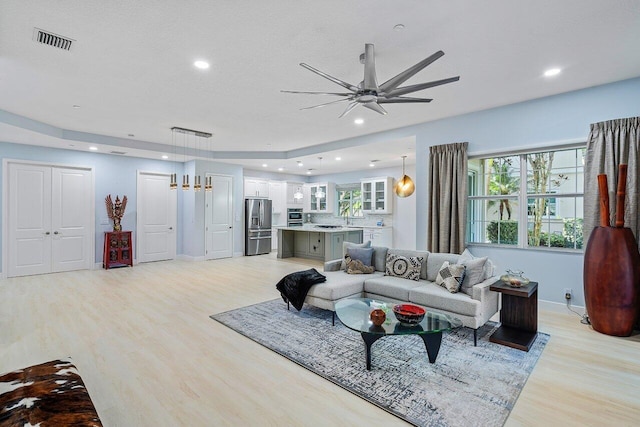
left=137, top=172, right=177, bottom=263
left=8, top=163, right=52, bottom=277
left=7, top=162, right=93, bottom=277
left=205, top=174, right=233, bottom=260
left=51, top=167, right=93, bottom=272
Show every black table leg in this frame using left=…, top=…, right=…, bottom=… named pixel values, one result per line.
left=361, top=332, right=384, bottom=370
left=419, top=331, right=442, bottom=363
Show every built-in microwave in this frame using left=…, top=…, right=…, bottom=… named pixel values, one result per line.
left=287, top=208, right=303, bottom=226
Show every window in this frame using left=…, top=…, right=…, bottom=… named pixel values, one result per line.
left=337, top=186, right=363, bottom=218
left=467, top=147, right=584, bottom=250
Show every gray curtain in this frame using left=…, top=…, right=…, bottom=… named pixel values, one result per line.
left=428, top=142, right=468, bottom=254
left=584, top=117, right=640, bottom=249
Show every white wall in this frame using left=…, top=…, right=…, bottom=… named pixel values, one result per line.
left=0, top=142, right=246, bottom=269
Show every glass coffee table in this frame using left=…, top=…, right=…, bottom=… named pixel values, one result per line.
left=334, top=298, right=462, bottom=370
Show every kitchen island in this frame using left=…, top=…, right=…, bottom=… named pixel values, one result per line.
left=276, top=225, right=363, bottom=262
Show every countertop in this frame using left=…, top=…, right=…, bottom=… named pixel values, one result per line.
left=274, top=224, right=390, bottom=232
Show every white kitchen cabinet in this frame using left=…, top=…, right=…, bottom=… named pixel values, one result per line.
left=286, top=181, right=305, bottom=207
left=361, top=177, right=393, bottom=214
left=269, top=181, right=285, bottom=215
left=362, top=227, right=393, bottom=247
left=271, top=227, right=278, bottom=250
left=304, top=182, right=335, bottom=213
left=244, top=178, right=269, bottom=198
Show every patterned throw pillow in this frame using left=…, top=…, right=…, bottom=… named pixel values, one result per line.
left=385, top=253, right=424, bottom=281
left=435, top=261, right=467, bottom=293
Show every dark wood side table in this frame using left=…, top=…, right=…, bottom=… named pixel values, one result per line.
left=489, top=280, right=538, bottom=351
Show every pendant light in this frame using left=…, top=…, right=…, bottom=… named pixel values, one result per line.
left=293, top=186, right=303, bottom=200
left=314, top=157, right=326, bottom=199
left=181, top=130, right=190, bottom=190
left=170, top=129, right=177, bottom=189
left=193, top=133, right=201, bottom=192
left=395, top=155, right=415, bottom=197
left=170, top=127, right=213, bottom=191
left=205, top=129, right=213, bottom=192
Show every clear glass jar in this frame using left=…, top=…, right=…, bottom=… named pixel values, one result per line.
left=500, top=269, right=530, bottom=288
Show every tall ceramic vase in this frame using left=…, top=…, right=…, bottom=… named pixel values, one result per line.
left=584, top=165, right=640, bottom=336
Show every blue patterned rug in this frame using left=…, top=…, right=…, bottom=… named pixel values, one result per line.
left=211, top=299, right=549, bottom=427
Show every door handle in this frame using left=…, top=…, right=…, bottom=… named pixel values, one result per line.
left=53, top=231, right=59, bottom=235
left=44, top=231, right=50, bottom=235
left=169, top=227, right=173, bottom=230
left=228, top=226, right=232, bottom=229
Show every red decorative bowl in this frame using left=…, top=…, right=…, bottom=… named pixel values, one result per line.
left=392, top=304, right=426, bottom=326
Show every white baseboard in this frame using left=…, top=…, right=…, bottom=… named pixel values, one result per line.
left=177, top=255, right=205, bottom=262
left=539, top=298, right=585, bottom=315
left=233, top=251, right=244, bottom=257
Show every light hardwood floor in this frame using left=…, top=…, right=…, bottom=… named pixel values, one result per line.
left=1, top=254, right=639, bottom=426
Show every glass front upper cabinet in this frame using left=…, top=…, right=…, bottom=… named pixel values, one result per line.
left=361, top=177, right=393, bottom=214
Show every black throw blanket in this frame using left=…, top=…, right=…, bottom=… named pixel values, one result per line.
left=275, top=268, right=326, bottom=311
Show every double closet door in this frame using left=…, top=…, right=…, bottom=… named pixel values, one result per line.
left=7, top=162, right=93, bottom=277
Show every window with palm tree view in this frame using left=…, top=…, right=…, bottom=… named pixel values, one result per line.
left=338, top=186, right=363, bottom=218
left=467, top=147, right=584, bottom=250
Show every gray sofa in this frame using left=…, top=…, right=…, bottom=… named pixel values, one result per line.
left=303, top=245, right=499, bottom=345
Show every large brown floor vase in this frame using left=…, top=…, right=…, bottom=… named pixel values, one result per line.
left=584, top=226, right=640, bottom=337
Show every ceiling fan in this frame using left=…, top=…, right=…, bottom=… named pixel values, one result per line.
left=282, top=43, right=460, bottom=118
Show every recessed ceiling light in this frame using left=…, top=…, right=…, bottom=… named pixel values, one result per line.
left=369, top=163, right=375, bottom=167
left=128, top=133, right=135, bottom=137
left=393, top=24, right=405, bottom=31
left=162, top=155, right=169, bottom=159
left=194, top=60, right=210, bottom=69
left=369, top=159, right=379, bottom=167
left=262, top=163, right=268, bottom=167
left=297, top=161, right=303, bottom=167
left=544, top=68, right=561, bottom=77
left=354, top=118, right=364, bottom=125
left=306, top=170, right=312, bottom=175
left=278, top=167, right=284, bottom=171
left=89, top=146, right=98, bottom=151
left=335, top=157, right=341, bottom=161
left=72, top=105, right=80, bottom=109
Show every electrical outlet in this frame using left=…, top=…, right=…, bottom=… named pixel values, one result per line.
left=564, top=288, right=572, bottom=300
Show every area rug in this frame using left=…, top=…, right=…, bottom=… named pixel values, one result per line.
left=211, top=299, right=549, bottom=427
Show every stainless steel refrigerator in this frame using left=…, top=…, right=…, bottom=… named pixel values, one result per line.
left=244, top=198, right=272, bottom=255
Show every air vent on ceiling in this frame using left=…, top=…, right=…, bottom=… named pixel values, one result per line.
left=33, top=28, right=74, bottom=51
left=110, top=151, right=127, bottom=155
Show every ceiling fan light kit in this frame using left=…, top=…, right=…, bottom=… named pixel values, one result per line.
left=283, top=43, right=459, bottom=118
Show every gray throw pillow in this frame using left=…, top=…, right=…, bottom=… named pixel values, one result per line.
left=459, top=249, right=494, bottom=281
left=435, top=261, right=466, bottom=293
left=385, top=253, right=424, bottom=281
left=347, top=247, right=374, bottom=266
left=458, top=256, right=488, bottom=296
left=340, top=240, right=372, bottom=270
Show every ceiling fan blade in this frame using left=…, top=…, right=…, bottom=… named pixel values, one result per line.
left=300, top=98, right=350, bottom=110
left=363, top=102, right=387, bottom=115
left=378, top=96, right=433, bottom=104
left=338, top=102, right=359, bottom=118
left=379, top=50, right=445, bottom=93
left=362, top=43, right=378, bottom=91
left=300, top=63, right=359, bottom=92
left=281, top=90, right=353, bottom=96
left=385, top=76, right=460, bottom=97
